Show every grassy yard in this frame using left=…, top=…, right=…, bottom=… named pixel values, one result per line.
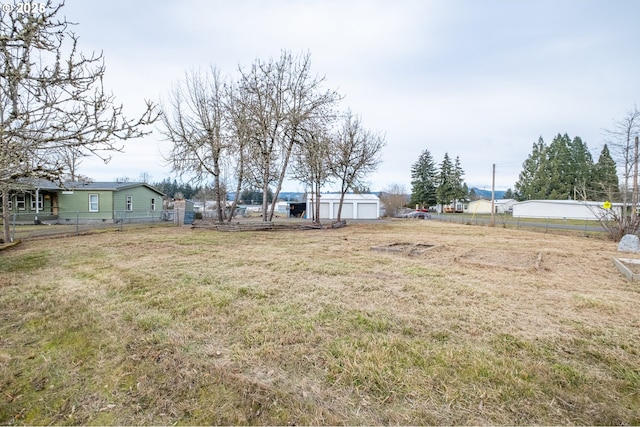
left=1, top=220, right=639, bottom=425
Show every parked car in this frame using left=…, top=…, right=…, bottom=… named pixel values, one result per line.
left=399, top=210, right=431, bottom=219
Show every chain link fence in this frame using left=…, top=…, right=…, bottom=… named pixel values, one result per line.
left=2, top=210, right=180, bottom=242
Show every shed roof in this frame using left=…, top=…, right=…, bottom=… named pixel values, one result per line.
left=514, top=199, right=617, bottom=207
left=306, top=192, right=380, bottom=202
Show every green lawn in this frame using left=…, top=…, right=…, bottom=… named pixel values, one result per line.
left=1, top=220, right=638, bottom=425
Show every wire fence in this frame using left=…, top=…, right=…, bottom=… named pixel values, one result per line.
left=428, top=213, right=609, bottom=237
left=2, top=209, right=185, bottom=242
left=2, top=209, right=614, bottom=243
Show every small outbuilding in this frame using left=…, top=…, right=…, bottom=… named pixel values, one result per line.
left=495, top=198, right=516, bottom=214
left=306, top=193, right=380, bottom=220
left=466, top=199, right=493, bottom=214
left=465, top=198, right=516, bottom=215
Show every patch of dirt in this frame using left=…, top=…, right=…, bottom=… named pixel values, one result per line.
left=372, top=241, right=543, bottom=270
left=370, top=242, right=438, bottom=256
left=456, top=249, right=544, bottom=271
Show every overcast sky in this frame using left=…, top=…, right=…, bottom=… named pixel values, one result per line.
left=64, top=0, right=640, bottom=192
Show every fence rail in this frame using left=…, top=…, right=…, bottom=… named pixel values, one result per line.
left=2, top=210, right=176, bottom=242
left=428, top=213, right=609, bottom=237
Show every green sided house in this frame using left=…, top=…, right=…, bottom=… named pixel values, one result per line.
left=2, top=179, right=166, bottom=224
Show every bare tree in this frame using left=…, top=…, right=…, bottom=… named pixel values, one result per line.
left=577, top=185, right=629, bottom=240
left=160, top=67, right=228, bottom=221
left=138, top=172, right=151, bottom=184
left=0, top=1, right=157, bottom=242
left=224, top=80, right=252, bottom=222
left=602, top=106, right=640, bottom=238
left=290, top=119, right=334, bottom=223
left=238, top=51, right=340, bottom=222
left=379, top=184, right=408, bottom=218
left=59, top=144, right=86, bottom=181
left=329, top=111, right=385, bottom=222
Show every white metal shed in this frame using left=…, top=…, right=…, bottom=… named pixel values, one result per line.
left=512, top=200, right=615, bottom=220
left=306, top=193, right=380, bottom=220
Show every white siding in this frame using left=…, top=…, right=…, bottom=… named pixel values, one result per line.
left=307, top=193, right=380, bottom=220
left=466, top=200, right=492, bottom=214
left=358, top=203, right=378, bottom=219
left=335, top=202, right=354, bottom=219
left=319, top=202, right=330, bottom=219
left=512, top=200, right=614, bottom=220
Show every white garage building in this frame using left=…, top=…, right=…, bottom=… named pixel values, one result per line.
left=306, top=193, right=380, bottom=220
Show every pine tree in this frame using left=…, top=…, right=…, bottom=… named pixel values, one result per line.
left=545, top=133, right=573, bottom=199
left=503, top=188, right=514, bottom=199
left=568, top=136, right=594, bottom=198
left=453, top=156, right=466, bottom=203
left=516, top=134, right=603, bottom=201
left=436, top=153, right=463, bottom=211
left=515, top=137, right=547, bottom=201
left=592, top=144, right=619, bottom=200
left=409, top=149, right=438, bottom=208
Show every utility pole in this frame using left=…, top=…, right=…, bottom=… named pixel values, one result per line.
left=633, top=136, right=639, bottom=224
left=491, top=163, right=495, bottom=227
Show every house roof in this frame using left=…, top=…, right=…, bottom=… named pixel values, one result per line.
left=22, top=179, right=165, bottom=196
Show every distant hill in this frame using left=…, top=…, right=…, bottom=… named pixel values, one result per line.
left=471, top=188, right=507, bottom=199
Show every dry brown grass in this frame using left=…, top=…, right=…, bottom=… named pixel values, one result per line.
left=1, top=220, right=639, bottom=425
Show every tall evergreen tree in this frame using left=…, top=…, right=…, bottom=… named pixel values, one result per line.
left=409, top=149, right=438, bottom=208
left=503, top=188, right=514, bottom=199
left=545, top=133, right=573, bottom=199
left=592, top=144, right=619, bottom=200
left=436, top=153, right=459, bottom=211
left=515, top=134, right=597, bottom=201
left=567, top=135, right=594, bottom=198
left=453, top=156, right=466, bottom=202
left=515, top=137, right=547, bottom=201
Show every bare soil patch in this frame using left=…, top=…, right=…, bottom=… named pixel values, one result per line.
left=370, top=242, right=439, bottom=256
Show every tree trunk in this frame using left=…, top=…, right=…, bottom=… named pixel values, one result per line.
left=261, top=150, right=271, bottom=221
left=314, top=182, right=321, bottom=224
left=633, top=136, right=639, bottom=226
left=336, top=190, right=347, bottom=222
left=1, top=186, right=11, bottom=243
left=227, top=158, right=244, bottom=222
left=268, top=137, right=297, bottom=222
left=212, top=155, right=225, bottom=222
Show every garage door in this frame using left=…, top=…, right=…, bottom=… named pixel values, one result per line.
left=319, top=202, right=331, bottom=218
left=334, top=202, right=353, bottom=219
left=357, top=203, right=378, bottom=219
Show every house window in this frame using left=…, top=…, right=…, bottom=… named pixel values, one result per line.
left=126, top=195, right=133, bottom=211
left=15, top=194, right=26, bottom=210
left=30, top=193, right=43, bottom=210
left=150, top=197, right=156, bottom=211
left=89, top=194, right=99, bottom=212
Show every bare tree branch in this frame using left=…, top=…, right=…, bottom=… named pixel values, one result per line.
left=0, top=1, right=158, bottom=242
left=329, top=110, right=385, bottom=222
left=160, top=66, right=235, bottom=221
